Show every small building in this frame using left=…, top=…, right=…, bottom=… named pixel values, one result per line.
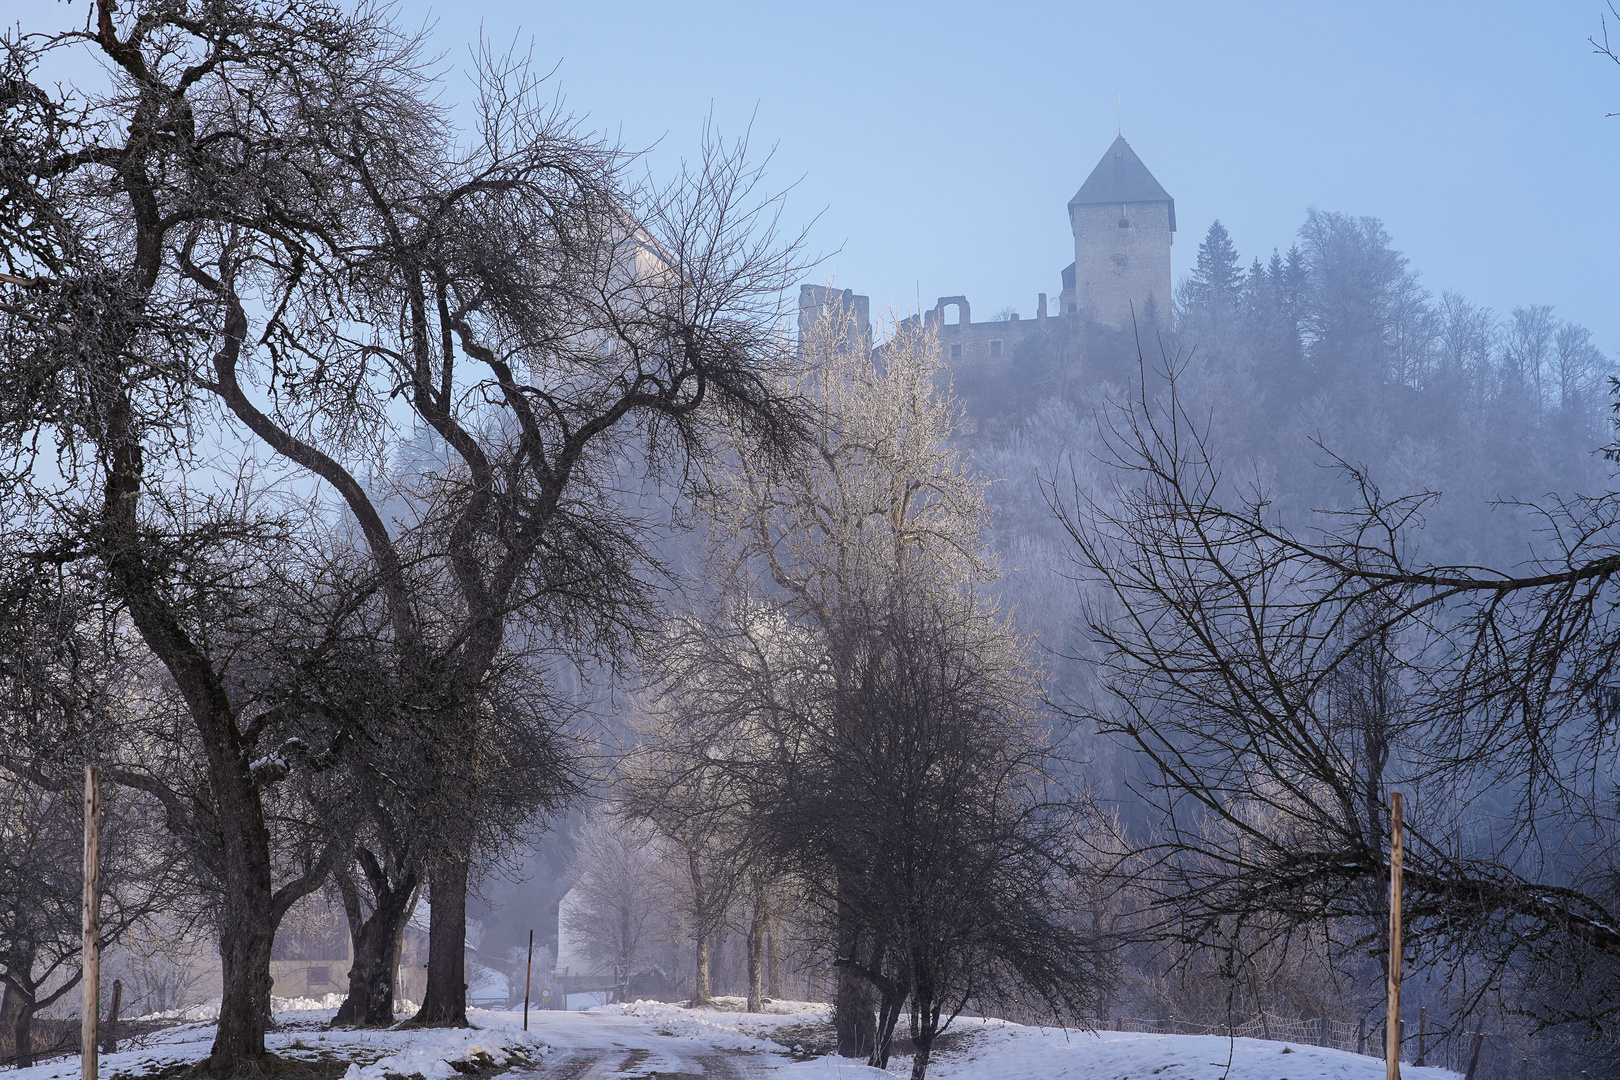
left=268, top=892, right=430, bottom=1006
left=269, top=895, right=350, bottom=1000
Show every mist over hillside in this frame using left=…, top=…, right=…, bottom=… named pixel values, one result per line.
left=4, top=5, right=1619, bottom=1080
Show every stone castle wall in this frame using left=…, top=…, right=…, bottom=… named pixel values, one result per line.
left=923, top=295, right=1057, bottom=372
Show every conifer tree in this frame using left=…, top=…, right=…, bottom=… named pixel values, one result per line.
left=1190, top=220, right=1244, bottom=307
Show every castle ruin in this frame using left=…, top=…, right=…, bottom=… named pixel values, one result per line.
left=800, top=135, right=1175, bottom=374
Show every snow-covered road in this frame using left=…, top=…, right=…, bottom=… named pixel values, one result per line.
left=511, top=1007, right=771, bottom=1078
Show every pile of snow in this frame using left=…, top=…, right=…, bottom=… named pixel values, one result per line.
left=271, top=993, right=348, bottom=1012
left=594, top=998, right=826, bottom=1052
left=333, top=1013, right=548, bottom=1080
left=132, top=995, right=419, bottom=1026
left=129, top=1002, right=220, bottom=1023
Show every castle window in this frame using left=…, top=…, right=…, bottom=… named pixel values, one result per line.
left=950, top=343, right=962, bottom=360
left=1068, top=303, right=1077, bottom=314
left=307, top=966, right=331, bottom=987
left=1118, top=218, right=1130, bottom=228
left=990, top=340, right=1003, bottom=358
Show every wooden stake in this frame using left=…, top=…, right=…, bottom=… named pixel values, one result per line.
left=1387, top=791, right=1403, bottom=1080
left=81, top=766, right=101, bottom=1080
left=1416, top=1006, right=1426, bottom=1066
left=100, top=980, right=121, bottom=1054
left=1462, top=1031, right=1484, bottom=1080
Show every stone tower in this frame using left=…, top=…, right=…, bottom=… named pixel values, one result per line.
left=1061, top=135, right=1175, bottom=330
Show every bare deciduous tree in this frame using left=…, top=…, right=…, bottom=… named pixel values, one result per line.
left=1060, top=358, right=1620, bottom=1037
left=2, top=0, right=808, bottom=1057
left=560, top=816, right=672, bottom=988
left=636, top=303, right=1105, bottom=1078
left=0, top=770, right=184, bottom=1066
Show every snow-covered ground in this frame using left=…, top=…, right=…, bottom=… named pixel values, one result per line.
left=3, top=998, right=1462, bottom=1080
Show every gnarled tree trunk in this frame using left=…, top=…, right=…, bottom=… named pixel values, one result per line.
left=12, top=1000, right=34, bottom=1069
left=907, top=984, right=942, bottom=1080
left=833, top=891, right=875, bottom=1059
left=335, top=859, right=419, bottom=1027
left=833, top=966, right=876, bottom=1059
left=211, top=837, right=277, bottom=1066
left=0, top=984, right=17, bottom=1063
left=414, top=857, right=468, bottom=1025
left=2, top=985, right=34, bottom=1068
left=105, top=459, right=284, bottom=1065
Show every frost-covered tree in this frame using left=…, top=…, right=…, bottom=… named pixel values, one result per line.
left=647, top=303, right=1104, bottom=1078
left=561, top=817, right=674, bottom=984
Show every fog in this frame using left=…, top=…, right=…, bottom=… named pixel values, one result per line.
left=5, top=4, right=1619, bottom=1078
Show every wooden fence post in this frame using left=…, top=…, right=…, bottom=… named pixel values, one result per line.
left=1416, top=1007, right=1426, bottom=1066
left=1387, top=791, right=1404, bottom=1080
left=80, top=766, right=100, bottom=1080
left=1462, top=1032, right=1484, bottom=1080
left=99, top=980, right=120, bottom=1055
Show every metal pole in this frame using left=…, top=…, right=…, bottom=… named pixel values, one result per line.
left=81, top=766, right=101, bottom=1080
left=522, top=930, right=532, bottom=1031
left=1387, top=791, right=1403, bottom=1080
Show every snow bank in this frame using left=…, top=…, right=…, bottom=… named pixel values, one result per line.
left=571, top=1003, right=1465, bottom=1080
left=1, top=1005, right=549, bottom=1080
left=899, top=1021, right=1464, bottom=1080
left=129, top=1003, right=219, bottom=1023
left=333, top=1011, right=549, bottom=1080
left=3, top=996, right=1464, bottom=1080
left=589, top=999, right=827, bottom=1052
left=271, top=993, right=348, bottom=1013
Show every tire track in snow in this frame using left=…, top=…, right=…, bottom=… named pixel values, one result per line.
left=518, top=1043, right=771, bottom=1078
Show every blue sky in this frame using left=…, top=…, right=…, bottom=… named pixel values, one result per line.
left=20, top=0, right=1619, bottom=347
left=386, top=0, right=1620, bottom=348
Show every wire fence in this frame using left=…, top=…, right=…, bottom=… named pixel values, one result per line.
left=1078, top=1012, right=1322, bottom=1042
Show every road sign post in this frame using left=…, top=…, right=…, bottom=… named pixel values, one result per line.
left=522, top=930, right=533, bottom=1030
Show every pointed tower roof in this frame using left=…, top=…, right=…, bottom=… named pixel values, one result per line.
left=1069, top=136, right=1175, bottom=230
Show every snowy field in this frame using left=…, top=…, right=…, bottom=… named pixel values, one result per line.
left=3, top=998, right=1463, bottom=1080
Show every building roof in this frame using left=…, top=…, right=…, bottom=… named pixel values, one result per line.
left=1069, top=136, right=1175, bottom=230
